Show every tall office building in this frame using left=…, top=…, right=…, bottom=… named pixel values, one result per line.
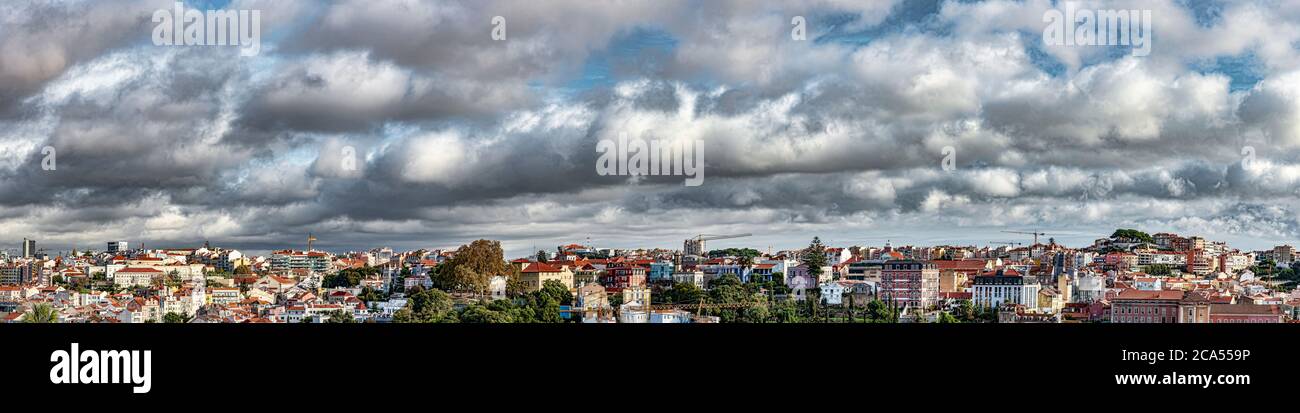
left=107, top=241, right=129, bottom=254
left=21, top=238, right=35, bottom=258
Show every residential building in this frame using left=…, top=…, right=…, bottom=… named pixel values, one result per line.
left=488, top=275, right=508, bottom=300
left=1132, top=277, right=1162, bottom=291
left=269, top=250, right=330, bottom=274
left=819, top=281, right=846, bottom=305
left=845, top=259, right=884, bottom=282
left=1186, top=249, right=1213, bottom=276
left=672, top=271, right=705, bottom=289
left=879, top=260, right=939, bottom=310
left=622, top=285, right=651, bottom=306
left=648, top=262, right=675, bottom=282
left=106, top=241, right=129, bottom=254
left=520, top=262, right=575, bottom=292
left=1110, top=289, right=1184, bottom=323
left=934, top=259, right=989, bottom=292
left=600, top=264, right=644, bottom=293
left=650, top=310, right=692, bottom=323
left=575, top=284, right=610, bottom=313
left=1272, top=245, right=1295, bottom=265
left=114, top=266, right=162, bottom=288
left=971, top=269, right=1040, bottom=309
left=1209, top=303, right=1284, bottom=323
left=786, top=264, right=832, bottom=301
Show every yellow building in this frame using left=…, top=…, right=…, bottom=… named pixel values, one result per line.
left=518, top=262, right=574, bottom=292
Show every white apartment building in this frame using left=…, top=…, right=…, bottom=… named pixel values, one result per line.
left=972, top=270, right=1040, bottom=309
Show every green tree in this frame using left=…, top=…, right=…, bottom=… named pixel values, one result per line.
left=162, top=312, right=190, bottom=323
left=802, top=237, right=828, bottom=279
left=531, top=295, right=564, bottom=323
left=764, top=272, right=789, bottom=294
left=22, top=303, right=58, bottom=323
left=660, top=282, right=703, bottom=304
left=434, top=239, right=511, bottom=294
left=323, top=266, right=378, bottom=288
left=957, top=300, right=977, bottom=322
left=393, top=288, right=457, bottom=323
left=326, top=310, right=357, bottom=323
left=358, top=286, right=386, bottom=302
left=937, top=311, right=960, bottom=323
left=912, top=308, right=929, bottom=323
left=537, top=279, right=573, bottom=306
left=707, top=248, right=761, bottom=259
left=1110, top=229, right=1154, bottom=244
left=707, top=274, right=760, bottom=323
left=1144, top=264, right=1172, bottom=276
left=459, top=303, right=515, bottom=323
left=865, top=299, right=896, bottom=323
left=511, top=279, right=572, bottom=323
left=770, top=299, right=802, bottom=323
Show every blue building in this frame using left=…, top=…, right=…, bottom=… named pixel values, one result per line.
left=649, top=262, right=675, bottom=282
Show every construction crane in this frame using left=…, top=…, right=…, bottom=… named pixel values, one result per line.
left=561, top=301, right=752, bottom=314
left=307, top=233, right=317, bottom=252
left=684, top=233, right=751, bottom=256
left=1001, top=230, right=1059, bottom=246
left=990, top=241, right=1023, bottom=247
left=562, top=297, right=754, bottom=323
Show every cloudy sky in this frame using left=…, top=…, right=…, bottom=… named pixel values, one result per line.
left=3, top=0, right=1300, bottom=257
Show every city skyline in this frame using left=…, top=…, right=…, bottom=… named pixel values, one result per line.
left=6, top=1, right=1300, bottom=396
left=4, top=225, right=1294, bottom=260
left=4, top=1, right=1300, bottom=261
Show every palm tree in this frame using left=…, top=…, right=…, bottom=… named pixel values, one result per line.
left=23, top=303, right=59, bottom=323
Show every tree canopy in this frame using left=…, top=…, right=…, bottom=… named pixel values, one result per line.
left=434, top=239, right=512, bottom=293
left=657, top=282, right=703, bottom=305
left=326, top=309, right=357, bottom=323
left=1110, top=229, right=1154, bottom=244
left=393, top=287, right=457, bottom=323
left=23, top=303, right=58, bottom=323
left=801, top=237, right=828, bottom=278
left=323, top=266, right=379, bottom=288
left=163, top=312, right=191, bottom=324
left=707, top=248, right=761, bottom=259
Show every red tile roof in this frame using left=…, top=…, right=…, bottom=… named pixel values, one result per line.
left=118, top=266, right=162, bottom=273
left=521, top=262, right=564, bottom=273
left=933, top=260, right=989, bottom=271
left=1114, top=289, right=1184, bottom=300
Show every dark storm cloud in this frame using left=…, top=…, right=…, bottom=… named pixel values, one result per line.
left=0, top=0, right=167, bottom=117
left=234, top=52, right=537, bottom=135
left=0, top=46, right=248, bottom=208
left=4, top=0, right=1300, bottom=254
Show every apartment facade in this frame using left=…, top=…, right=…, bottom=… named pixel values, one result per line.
left=879, top=260, right=939, bottom=310
left=971, top=269, right=1040, bottom=309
